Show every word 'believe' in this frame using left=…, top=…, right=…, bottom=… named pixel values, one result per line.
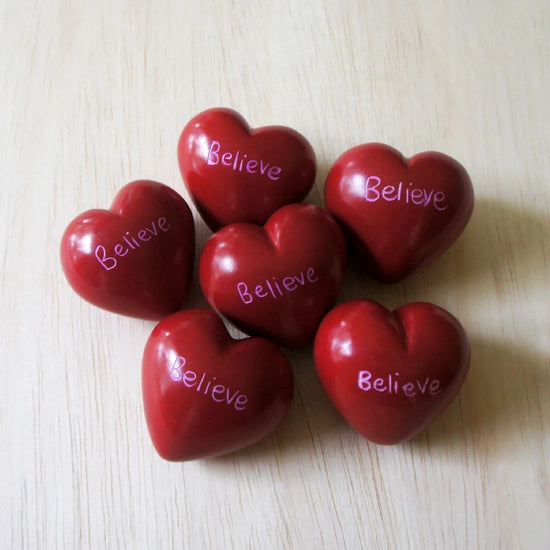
left=207, top=140, right=282, bottom=181
left=95, top=217, right=171, bottom=271
left=358, top=370, right=441, bottom=397
left=170, top=355, right=248, bottom=411
left=364, top=175, right=448, bottom=211
left=237, top=267, right=319, bottom=305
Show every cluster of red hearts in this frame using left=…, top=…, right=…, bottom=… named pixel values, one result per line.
left=60, top=108, right=474, bottom=461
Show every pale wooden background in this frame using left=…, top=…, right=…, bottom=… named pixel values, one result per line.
left=1, top=1, right=549, bottom=549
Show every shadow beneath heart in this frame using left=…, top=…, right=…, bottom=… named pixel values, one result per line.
left=184, top=216, right=213, bottom=310
left=202, top=344, right=349, bottom=467
left=407, top=337, right=550, bottom=455
left=335, top=195, right=550, bottom=308
left=302, top=155, right=333, bottom=209
left=419, top=195, right=550, bottom=294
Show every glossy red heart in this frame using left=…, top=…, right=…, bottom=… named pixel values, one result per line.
left=142, top=309, right=294, bottom=461
left=178, top=107, right=316, bottom=230
left=199, top=203, right=347, bottom=348
left=314, top=299, right=470, bottom=444
left=60, top=180, right=195, bottom=320
left=325, top=143, right=474, bottom=282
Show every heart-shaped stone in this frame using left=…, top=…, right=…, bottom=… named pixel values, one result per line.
left=142, top=309, right=294, bottom=461
left=324, top=143, right=474, bottom=282
left=178, top=107, right=316, bottom=230
left=199, top=203, right=347, bottom=348
left=60, top=180, right=195, bottom=320
left=313, top=299, right=470, bottom=444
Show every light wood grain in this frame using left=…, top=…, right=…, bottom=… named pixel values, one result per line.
left=1, top=1, right=549, bottom=548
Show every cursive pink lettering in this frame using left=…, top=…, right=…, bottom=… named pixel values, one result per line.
left=237, top=266, right=319, bottom=305
left=357, top=370, right=442, bottom=397
left=207, top=140, right=282, bottom=181
left=95, top=245, right=117, bottom=271
left=169, top=355, right=248, bottom=411
left=94, top=216, right=171, bottom=271
left=364, top=175, right=448, bottom=211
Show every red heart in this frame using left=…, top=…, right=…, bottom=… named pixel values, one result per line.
left=178, top=108, right=316, bottom=230
left=313, top=299, right=470, bottom=444
left=60, top=180, right=195, bottom=320
left=325, top=143, right=474, bottom=282
left=142, top=309, right=294, bottom=461
left=199, top=203, right=347, bottom=348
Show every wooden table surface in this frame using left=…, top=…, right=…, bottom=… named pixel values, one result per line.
left=2, top=1, right=549, bottom=549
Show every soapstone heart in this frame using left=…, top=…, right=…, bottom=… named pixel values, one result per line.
left=178, top=107, right=316, bottom=230
left=313, top=299, right=470, bottom=444
left=324, top=143, right=474, bottom=282
left=60, top=180, right=195, bottom=320
left=199, top=203, right=346, bottom=348
left=142, top=309, right=294, bottom=461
